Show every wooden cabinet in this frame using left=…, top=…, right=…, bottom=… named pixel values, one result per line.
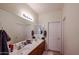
left=28, top=40, right=45, bottom=55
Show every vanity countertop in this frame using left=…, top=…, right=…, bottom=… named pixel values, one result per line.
left=10, top=39, right=44, bottom=55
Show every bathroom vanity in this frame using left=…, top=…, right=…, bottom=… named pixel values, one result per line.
left=10, top=39, right=45, bottom=55
left=29, top=40, right=45, bottom=55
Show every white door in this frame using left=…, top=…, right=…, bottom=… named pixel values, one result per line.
left=48, top=22, right=61, bottom=51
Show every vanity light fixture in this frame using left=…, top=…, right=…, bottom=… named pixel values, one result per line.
left=21, top=12, right=33, bottom=22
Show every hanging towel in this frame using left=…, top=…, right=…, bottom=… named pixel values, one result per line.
left=0, top=31, right=2, bottom=55
left=0, top=30, right=10, bottom=55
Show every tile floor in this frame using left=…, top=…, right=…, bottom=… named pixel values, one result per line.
left=43, top=50, right=61, bottom=55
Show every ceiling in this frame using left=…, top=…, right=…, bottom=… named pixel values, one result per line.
left=27, top=3, right=64, bottom=14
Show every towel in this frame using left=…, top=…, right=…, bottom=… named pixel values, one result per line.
left=0, top=30, right=10, bottom=55
left=0, top=31, right=2, bottom=55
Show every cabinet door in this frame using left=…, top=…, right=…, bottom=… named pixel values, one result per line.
left=29, top=41, right=45, bottom=55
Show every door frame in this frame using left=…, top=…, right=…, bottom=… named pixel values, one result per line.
left=48, top=21, right=64, bottom=54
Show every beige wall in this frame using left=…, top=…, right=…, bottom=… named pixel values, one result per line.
left=38, top=11, right=62, bottom=49
left=63, top=4, right=79, bottom=54
left=0, top=4, right=38, bottom=43
left=0, top=9, right=26, bottom=43
left=0, top=3, right=38, bottom=24
left=0, top=9, right=35, bottom=43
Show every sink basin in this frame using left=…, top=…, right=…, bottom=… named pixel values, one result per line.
left=10, top=39, right=44, bottom=55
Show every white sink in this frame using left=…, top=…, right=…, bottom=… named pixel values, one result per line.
left=10, top=39, right=44, bottom=55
